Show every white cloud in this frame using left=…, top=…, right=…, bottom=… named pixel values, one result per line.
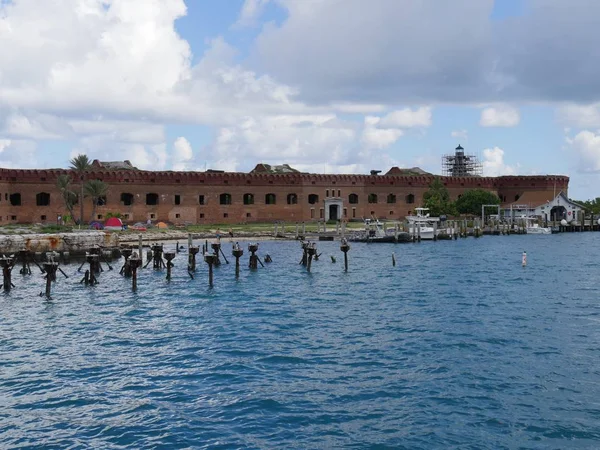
left=451, top=129, right=468, bottom=140
left=379, top=107, right=432, bottom=128
left=332, top=103, right=387, bottom=114
left=235, top=0, right=271, bottom=28
left=566, top=130, right=600, bottom=173
left=0, top=140, right=38, bottom=168
left=0, top=139, right=12, bottom=153
left=172, top=137, right=193, bottom=171
left=209, top=114, right=358, bottom=172
left=252, top=0, right=495, bottom=104
left=557, top=103, right=600, bottom=128
left=361, top=116, right=403, bottom=150
left=479, top=105, right=520, bottom=127
left=482, top=146, right=518, bottom=176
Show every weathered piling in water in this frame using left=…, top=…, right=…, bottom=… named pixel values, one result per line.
left=82, top=253, right=99, bottom=285
left=0, top=255, right=16, bottom=291
left=210, top=243, right=222, bottom=267
left=340, top=238, right=350, bottom=272
left=300, top=241, right=309, bottom=266
left=138, top=235, right=143, bottom=264
left=188, top=246, right=199, bottom=272
left=18, top=249, right=32, bottom=275
left=306, top=242, right=316, bottom=272
left=120, top=246, right=133, bottom=277
left=164, top=251, right=175, bottom=280
left=232, top=242, right=244, bottom=277
left=248, top=243, right=262, bottom=269
left=129, top=253, right=142, bottom=291
left=42, top=261, right=58, bottom=298
left=144, top=244, right=165, bottom=269
left=204, top=253, right=217, bottom=287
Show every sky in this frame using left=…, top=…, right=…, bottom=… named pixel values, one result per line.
left=1, top=0, right=600, bottom=199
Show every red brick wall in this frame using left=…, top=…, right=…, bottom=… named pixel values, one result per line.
left=0, top=168, right=569, bottom=224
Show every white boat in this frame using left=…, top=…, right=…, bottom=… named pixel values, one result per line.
left=516, top=215, right=551, bottom=235
left=526, top=219, right=551, bottom=235
left=406, top=208, right=439, bottom=240
left=348, top=219, right=411, bottom=243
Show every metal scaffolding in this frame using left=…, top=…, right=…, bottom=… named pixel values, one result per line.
left=442, top=145, right=482, bottom=177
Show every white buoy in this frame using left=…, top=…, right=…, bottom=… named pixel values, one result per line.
left=561, top=219, right=568, bottom=226
left=522, top=251, right=527, bottom=267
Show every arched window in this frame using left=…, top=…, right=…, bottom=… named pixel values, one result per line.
left=405, top=194, right=415, bottom=204
left=265, top=193, right=276, bottom=205
left=349, top=193, right=359, bottom=204
left=368, top=193, right=378, bottom=204
left=243, top=193, right=254, bottom=205
left=287, top=193, right=298, bottom=205
left=220, top=193, right=232, bottom=205
left=36, top=192, right=50, bottom=206
left=308, top=194, right=319, bottom=204
left=146, top=193, right=159, bottom=205
left=121, top=193, right=134, bottom=206
left=387, top=194, right=396, bottom=204
left=9, top=193, right=21, bottom=206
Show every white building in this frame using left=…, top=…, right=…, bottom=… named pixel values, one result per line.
left=500, top=191, right=584, bottom=224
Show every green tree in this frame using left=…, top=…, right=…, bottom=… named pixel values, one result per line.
left=69, top=154, right=92, bottom=225
left=84, top=179, right=109, bottom=223
left=422, top=177, right=457, bottom=217
left=455, top=189, right=500, bottom=216
left=56, top=174, right=77, bottom=220
left=573, top=198, right=600, bottom=215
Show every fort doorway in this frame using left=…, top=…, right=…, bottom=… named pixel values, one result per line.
left=550, top=206, right=566, bottom=221
left=329, top=204, right=339, bottom=221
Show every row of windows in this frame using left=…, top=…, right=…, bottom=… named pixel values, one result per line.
left=145, top=192, right=416, bottom=206
left=3, top=192, right=418, bottom=207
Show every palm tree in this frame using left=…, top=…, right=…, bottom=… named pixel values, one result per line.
left=69, top=154, right=92, bottom=225
left=84, top=179, right=109, bottom=223
left=56, top=174, right=77, bottom=221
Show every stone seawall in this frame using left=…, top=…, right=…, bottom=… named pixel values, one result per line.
left=0, top=231, right=118, bottom=255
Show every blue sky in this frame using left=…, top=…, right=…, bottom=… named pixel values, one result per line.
left=1, top=0, right=600, bottom=199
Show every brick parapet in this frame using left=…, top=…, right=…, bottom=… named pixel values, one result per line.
left=0, top=167, right=570, bottom=225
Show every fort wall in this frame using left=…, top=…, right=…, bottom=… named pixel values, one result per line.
left=0, top=167, right=569, bottom=225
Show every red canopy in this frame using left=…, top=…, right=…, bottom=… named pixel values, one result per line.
left=105, top=217, right=123, bottom=227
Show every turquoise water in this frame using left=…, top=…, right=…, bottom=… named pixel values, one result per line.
left=2, top=234, right=600, bottom=449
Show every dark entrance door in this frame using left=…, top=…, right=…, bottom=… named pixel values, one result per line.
left=329, top=204, right=339, bottom=221
left=550, top=206, right=566, bottom=222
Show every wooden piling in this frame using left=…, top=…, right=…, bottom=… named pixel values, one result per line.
left=164, top=251, right=176, bottom=280
left=42, top=262, right=58, bottom=298
left=204, top=253, right=217, bottom=287
left=18, top=249, right=32, bottom=275
left=0, top=256, right=15, bottom=291
left=232, top=243, right=244, bottom=278
left=306, top=242, right=316, bottom=272
left=340, top=238, right=350, bottom=272
left=248, top=243, right=259, bottom=269
left=129, top=253, right=142, bottom=292
left=188, top=246, right=199, bottom=272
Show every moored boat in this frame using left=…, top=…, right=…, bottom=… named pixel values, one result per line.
left=348, top=219, right=411, bottom=243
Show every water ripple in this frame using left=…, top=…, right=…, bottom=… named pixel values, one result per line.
left=2, top=235, right=600, bottom=448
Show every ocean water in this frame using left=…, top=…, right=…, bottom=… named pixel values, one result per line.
left=2, top=233, right=600, bottom=449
